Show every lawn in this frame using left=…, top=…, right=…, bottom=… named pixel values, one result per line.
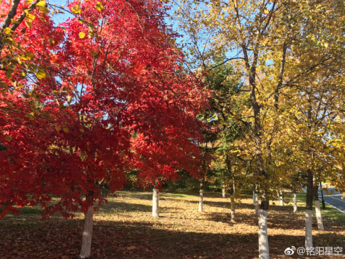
left=295, top=192, right=345, bottom=225
left=0, top=191, right=344, bottom=258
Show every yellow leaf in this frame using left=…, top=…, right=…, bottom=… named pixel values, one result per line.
left=71, top=4, right=81, bottom=14
left=25, top=0, right=32, bottom=4
left=63, top=127, right=69, bottom=133
left=25, top=13, right=35, bottom=23
left=5, top=136, right=12, bottom=142
left=79, top=128, right=85, bottom=133
left=95, top=2, right=104, bottom=11
left=25, top=21, right=32, bottom=28
left=39, top=6, right=49, bottom=14
left=36, top=70, right=46, bottom=79
left=91, top=50, right=98, bottom=56
left=36, top=1, right=46, bottom=7
left=21, top=51, right=35, bottom=61
left=55, top=125, right=61, bottom=131
left=3, top=27, right=12, bottom=35
left=11, top=19, right=20, bottom=24
left=79, top=32, right=86, bottom=39
left=16, top=85, right=25, bottom=89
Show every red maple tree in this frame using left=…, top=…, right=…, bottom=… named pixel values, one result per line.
left=0, top=0, right=209, bottom=257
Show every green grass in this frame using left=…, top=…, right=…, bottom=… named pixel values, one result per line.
left=16, top=207, right=42, bottom=215
left=161, top=193, right=198, bottom=198
left=295, top=192, right=345, bottom=224
left=0, top=206, right=42, bottom=215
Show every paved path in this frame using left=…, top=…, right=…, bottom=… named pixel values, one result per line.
left=318, top=186, right=345, bottom=213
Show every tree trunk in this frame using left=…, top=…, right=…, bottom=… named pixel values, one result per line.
left=199, top=179, right=204, bottom=212
left=305, top=210, right=313, bottom=248
left=280, top=190, right=284, bottom=206
left=255, top=193, right=259, bottom=216
left=314, top=200, right=324, bottom=230
left=152, top=188, right=159, bottom=217
left=258, top=201, right=270, bottom=259
left=305, top=169, right=313, bottom=248
left=254, top=184, right=259, bottom=216
left=293, top=190, right=298, bottom=213
left=230, top=182, right=235, bottom=221
left=230, top=194, right=235, bottom=222
left=313, top=184, right=324, bottom=230
left=80, top=206, right=94, bottom=258
left=222, top=184, right=226, bottom=198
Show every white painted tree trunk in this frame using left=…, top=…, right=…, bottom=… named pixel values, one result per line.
left=152, top=188, right=159, bottom=217
left=305, top=210, right=313, bottom=248
left=293, top=193, right=297, bottom=213
left=80, top=206, right=94, bottom=258
left=230, top=195, right=235, bottom=221
left=280, top=190, right=284, bottom=206
left=255, top=193, right=259, bottom=216
left=222, top=184, right=226, bottom=198
left=314, top=200, right=324, bottom=230
left=258, top=209, right=270, bottom=259
left=199, top=188, right=203, bottom=212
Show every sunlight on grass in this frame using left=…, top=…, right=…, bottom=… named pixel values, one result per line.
left=295, top=192, right=345, bottom=224
left=161, top=193, right=198, bottom=198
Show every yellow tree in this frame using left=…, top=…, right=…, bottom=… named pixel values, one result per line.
left=174, top=0, right=345, bottom=257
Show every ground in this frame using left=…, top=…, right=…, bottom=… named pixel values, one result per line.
left=0, top=191, right=344, bottom=259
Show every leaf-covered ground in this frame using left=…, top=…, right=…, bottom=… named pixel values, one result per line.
left=0, top=191, right=344, bottom=259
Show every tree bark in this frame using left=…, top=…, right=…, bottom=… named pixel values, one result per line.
left=313, top=184, right=324, bottom=230
left=305, top=210, right=313, bottom=248
left=230, top=195, right=235, bottom=221
left=253, top=190, right=255, bottom=205
left=280, top=189, right=284, bottom=206
left=199, top=179, right=204, bottom=212
left=229, top=182, right=235, bottom=221
left=222, top=183, right=226, bottom=198
left=305, top=169, right=313, bottom=248
left=80, top=206, right=94, bottom=258
left=258, top=207, right=270, bottom=259
left=255, top=193, right=259, bottom=216
left=152, top=188, right=159, bottom=217
left=293, top=190, right=298, bottom=213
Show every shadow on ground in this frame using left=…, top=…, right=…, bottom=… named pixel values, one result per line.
left=1, top=217, right=344, bottom=259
